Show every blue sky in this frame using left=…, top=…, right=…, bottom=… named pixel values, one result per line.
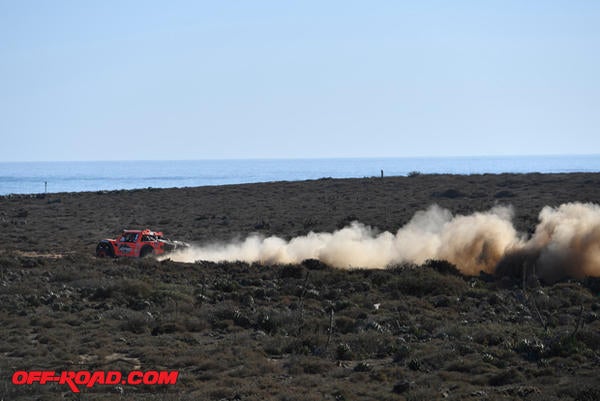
left=1, top=1, right=599, bottom=161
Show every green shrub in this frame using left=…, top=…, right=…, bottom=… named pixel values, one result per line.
left=336, top=343, right=353, bottom=360
left=335, top=316, right=356, bottom=334
left=489, top=368, right=525, bottom=386
left=118, top=279, right=152, bottom=299
left=279, top=264, right=305, bottom=279
left=120, top=310, right=154, bottom=334
left=386, top=269, right=467, bottom=297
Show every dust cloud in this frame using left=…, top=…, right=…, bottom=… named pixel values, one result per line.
left=162, top=202, right=600, bottom=279
left=501, top=202, right=600, bottom=281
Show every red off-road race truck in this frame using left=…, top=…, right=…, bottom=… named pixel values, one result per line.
left=96, top=229, right=188, bottom=258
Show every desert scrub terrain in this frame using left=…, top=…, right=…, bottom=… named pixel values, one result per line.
left=1, top=253, right=599, bottom=400
left=2, top=173, right=600, bottom=255
left=1, top=173, right=600, bottom=400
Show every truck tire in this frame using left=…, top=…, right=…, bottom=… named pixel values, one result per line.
left=96, top=242, right=114, bottom=258
left=140, top=246, right=154, bottom=258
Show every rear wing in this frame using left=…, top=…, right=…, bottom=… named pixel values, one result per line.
left=141, top=229, right=164, bottom=238
left=121, top=229, right=165, bottom=240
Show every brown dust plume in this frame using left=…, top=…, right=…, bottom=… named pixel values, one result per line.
left=163, top=202, right=600, bottom=279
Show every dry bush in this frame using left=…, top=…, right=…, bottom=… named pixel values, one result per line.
left=119, top=310, right=155, bottom=334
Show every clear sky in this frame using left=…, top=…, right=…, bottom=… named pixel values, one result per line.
left=1, top=1, right=599, bottom=161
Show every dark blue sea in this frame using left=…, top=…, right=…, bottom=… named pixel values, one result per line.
left=1, top=155, right=599, bottom=195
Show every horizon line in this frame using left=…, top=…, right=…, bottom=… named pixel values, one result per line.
left=2, top=153, right=599, bottom=164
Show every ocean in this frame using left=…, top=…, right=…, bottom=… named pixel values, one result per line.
left=1, top=155, right=599, bottom=195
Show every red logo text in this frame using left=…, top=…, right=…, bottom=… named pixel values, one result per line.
left=12, top=370, right=179, bottom=393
